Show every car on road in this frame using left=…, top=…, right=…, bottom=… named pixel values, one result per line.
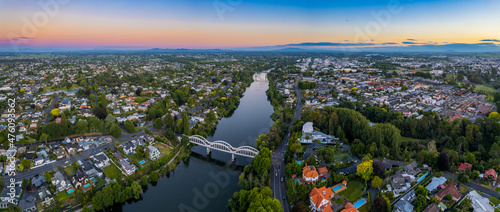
left=278, top=165, right=280, bottom=169
left=282, top=195, right=286, bottom=200
left=275, top=171, right=277, bottom=177
left=281, top=177, right=283, bottom=182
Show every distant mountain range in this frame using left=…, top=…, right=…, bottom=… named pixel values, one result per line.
left=1, top=42, right=500, bottom=53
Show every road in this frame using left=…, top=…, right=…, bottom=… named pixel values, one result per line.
left=4, top=141, right=115, bottom=181
left=271, top=81, right=302, bottom=212
left=465, top=182, right=500, bottom=198
left=43, top=93, right=61, bottom=124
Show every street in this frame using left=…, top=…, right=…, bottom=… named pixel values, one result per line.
left=43, top=93, right=61, bottom=125
left=271, top=81, right=302, bottom=212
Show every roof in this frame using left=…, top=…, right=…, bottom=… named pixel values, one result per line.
left=436, top=181, right=461, bottom=200
left=318, top=167, right=328, bottom=175
left=485, top=169, right=497, bottom=180
left=459, top=163, right=472, bottom=171
left=422, top=203, right=440, bottom=212
left=425, top=177, right=447, bottom=192
left=303, top=122, right=314, bottom=133
left=394, top=200, right=414, bottom=212
left=309, top=186, right=334, bottom=209
left=340, top=203, right=357, bottom=212
left=303, top=165, right=319, bottom=179
left=468, top=190, right=495, bottom=212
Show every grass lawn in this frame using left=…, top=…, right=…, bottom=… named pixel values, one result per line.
left=128, top=153, right=144, bottom=163
left=474, top=85, right=498, bottom=95
left=55, top=191, right=74, bottom=203
left=496, top=187, right=500, bottom=192
left=64, top=165, right=76, bottom=176
left=481, top=181, right=493, bottom=189
left=43, top=84, right=81, bottom=93
left=357, top=203, right=369, bottom=212
left=154, top=143, right=172, bottom=155
left=102, top=164, right=123, bottom=180
left=459, top=185, right=469, bottom=194
left=338, top=180, right=365, bottom=202
left=93, top=177, right=107, bottom=188
left=333, top=153, right=349, bottom=162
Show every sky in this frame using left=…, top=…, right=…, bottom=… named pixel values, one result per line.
left=1, top=0, right=500, bottom=50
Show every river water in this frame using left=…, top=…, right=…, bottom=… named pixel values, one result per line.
left=116, top=72, right=274, bottom=212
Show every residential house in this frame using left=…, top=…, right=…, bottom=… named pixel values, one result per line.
left=436, top=181, right=461, bottom=201
left=303, top=165, right=319, bottom=184
left=27, top=145, right=36, bottom=154
left=119, top=160, right=137, bottom=176
left=484, top=169, right=497, bottom=180
left=422, top=203, right=440, bottom=212
left=340, top=203, right=357, bottom=212
left=309, top=186, right=334, bottom=212
left=71, top=169, right=91, bottom=191
left=147, top=145, right=160, bottom=160
left=425, top=177, right=447, bottom=194
left=90, top=153, right=110, bottom=169
left=0, top=183, right=21, bottom=209
left=459, top=163, right=472, bottom=171
left=54, top=147, right=66, bottom=159
left=38, top=186, right=53, bottom=206
left=19, top=195, right=37, bottom=212
left=51, top=171, right=72, bottom=192
left=31, top=175, right=46, bottom=188
left=80, top=160, right=99, bottom=177
left=467, top=190, right=495, bottom=212
left=122, top=143, right=136, bottom=155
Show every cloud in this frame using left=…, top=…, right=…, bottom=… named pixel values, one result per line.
left=402, top=41, right=424, bottom=45
left=11, top=37, right=34, bottom=41
left=481, top=39, right=500, bottom=42
left=345, top=19, right=350, bottom=22
left=406, top=39, right=417, bottom=41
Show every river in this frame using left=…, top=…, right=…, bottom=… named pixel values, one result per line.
left=114, top=72, right=274, bottom=212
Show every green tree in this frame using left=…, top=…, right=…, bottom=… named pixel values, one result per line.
left=153, top=118, right=163, bottom=129
left=131, top=181, right=143, bottom=199
left=149, top=171, right=159, bottom=182
left=371, top=176, right=383, bottom=188
left=357, top=160, right=373, bottom=182
left=124, top=120, right=135, bottom=133
left=110, top=123, right=122, bottom=138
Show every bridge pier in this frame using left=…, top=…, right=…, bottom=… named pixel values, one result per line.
left=206, top=147, right=211, bottom=155
left=231, top=154, right=235, bottom=161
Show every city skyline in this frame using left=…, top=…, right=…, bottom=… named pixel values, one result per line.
left=1, top=0, right=500, bottom=51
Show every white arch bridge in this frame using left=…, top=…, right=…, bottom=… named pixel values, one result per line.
left=188, top=135, right=259, bottom=160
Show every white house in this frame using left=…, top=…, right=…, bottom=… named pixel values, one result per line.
left=148, top=145, right=161, bottom=160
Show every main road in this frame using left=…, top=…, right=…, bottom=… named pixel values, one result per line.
left=271, top=81, right=302, bottom=212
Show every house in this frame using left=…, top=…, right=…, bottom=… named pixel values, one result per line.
left=54, top=147, right=66, bottom=159
left=422, top=203, right=440, bottom=212
left=436, top=181, right=461, bottom=201
left=122, top=143, right=136, bottom=155
left=27, top=145, right=36, bottom=154
left=119, top=160, right=137, bottom=175
left=303, top=165, right=319, bottom=184
left=459, top=163, right=472, bottom=171
left=31, top=175, right=46, bottom=188
left=309, top=186, right=334, bottom=212
left=19, top=195, right=37, bottom=212
left=379, top=158, right=405, bottom=171
left=425, top=177, right=447, bottom=194
left=484, top=169, right=497, bottom=180
left=38, top=186, right=54, bottom=206
left=71, top=169, right=91, bottom=191
left=81, top=160, right=99, bottom=177
left=90, top=153, right=110, bottom=168
left=147, top=145, right=161, bottom=160
left=467, top=190, right=495, bottom=212
left=51, top=171, right=72, bottom=192
left=340, top=203, right=357, bottom=212
left=393, top=198, right=414, bottom=212
left=0, top=183, right=21, bottom=209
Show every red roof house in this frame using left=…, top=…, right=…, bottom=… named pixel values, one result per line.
left=485, top=169, right=497, bottom=180
left=459, top=163, right=472, bottom=171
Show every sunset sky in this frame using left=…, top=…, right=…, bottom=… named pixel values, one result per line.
left=1, top=0, right=500, bottom=50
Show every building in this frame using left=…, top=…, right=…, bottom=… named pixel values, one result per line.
left=425, top=177, right=447, bottom=194
left=147, top=145, right=161, bottom=160
left=90, top=153, right=110, bottom=169
left=51, top=171, right=72, bottom=192
left=71, top=169, right=91, bottom=191
left=303, top=165, right=319, bottom=184
left=122, top=143, right=136, bottom=155
left=422, top=203, right=440, bottom=212
left=340, top=202, right=357, bottom=212
left=459, top=163, right=472, bottom=171
left=467, top=190, right=495, bottom=212
left=38, top=186, right=54, bottom=206
left=436, top=181, right=461, bottom=201
left=0, top=183, right=21, bottom=209
left=19, top=195, right=37, bottom=212
left=119, top=160, right=137, bottom=175
left=309, top=186, right=334, bottom=212
left=484, top=169, right=497, bottom=180
left=302, top=122, right=314, bottom=143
